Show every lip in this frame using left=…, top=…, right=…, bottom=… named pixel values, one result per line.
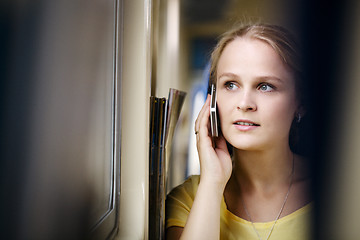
left=233, top=119, right=260, bottom=131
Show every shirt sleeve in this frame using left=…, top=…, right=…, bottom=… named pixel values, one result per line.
left=165, top=175, right=200, bottom=229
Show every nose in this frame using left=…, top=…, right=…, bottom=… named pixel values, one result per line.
left=236, top=90, right=257, bottom=112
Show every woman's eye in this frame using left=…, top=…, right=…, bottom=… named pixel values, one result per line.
left=258, top=83, right=274, bottom=92
left=225, top=82, right=238, bottom=90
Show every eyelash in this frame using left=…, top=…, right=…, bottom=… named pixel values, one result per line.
left=223, top=81, right=276, bottom=92
left=224, top=82, right=238, bottom=90
left=258, top=83, right=276, bottom=92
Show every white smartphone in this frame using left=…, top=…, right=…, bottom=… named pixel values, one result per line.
left=210, top=84, right=218, bottom=137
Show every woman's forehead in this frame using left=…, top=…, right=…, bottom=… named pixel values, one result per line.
left=217, top=38, right=294, bottom=81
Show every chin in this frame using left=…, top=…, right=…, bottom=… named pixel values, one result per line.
left=225, top=133, right=275, bottom=151
left=232, top=144, right=262, bottom=151
left=227, top=139, right=263, bottom=151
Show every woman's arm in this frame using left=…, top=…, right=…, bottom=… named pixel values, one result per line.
left=179, top=178, right=225, bottom=239
left=167, top=95, right=232, bottom=240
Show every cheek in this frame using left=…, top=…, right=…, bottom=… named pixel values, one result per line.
left=216, top=102, right=226, bottom=125
left=216, top=97, right=233, bottom=128
left=263, top=99, right=297, bottom=126
left=217, top=95, right=232, bottom=116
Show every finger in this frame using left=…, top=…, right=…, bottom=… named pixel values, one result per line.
left=198, top=98, right=212, bottom=144
left=198, top=96, right=211, bottom=135
left=196, top=96, right=212, bottom=149
left=196, top=94, right=210, bottom=129
left=197, top=105, right=211, bottom=147
left=194, top=94, right=211, bottom=133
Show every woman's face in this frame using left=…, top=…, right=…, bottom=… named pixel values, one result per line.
left=216, top=37, right=298, bottom=151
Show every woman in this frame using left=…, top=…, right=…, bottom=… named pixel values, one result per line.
left=166, top=23, right=312, bottom=240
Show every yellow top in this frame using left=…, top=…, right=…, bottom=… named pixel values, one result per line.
left=166, top=175, right=313, bottom=240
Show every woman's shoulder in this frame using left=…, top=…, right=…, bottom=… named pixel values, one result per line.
left=166, top=176, right=200, bottom=229
left=167, top=175, right=200, bottom=202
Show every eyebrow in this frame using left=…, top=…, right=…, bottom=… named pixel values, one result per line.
left=218, top=73, right=240, bottom=80
left=255, top=76, right=284, bottom=83
left=218, top=72, right=284, bottom=83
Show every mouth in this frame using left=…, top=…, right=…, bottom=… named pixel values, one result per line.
left=233, top=120, right=260, bottom=126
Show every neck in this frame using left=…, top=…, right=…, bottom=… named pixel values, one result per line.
left=231, top=147, right=294, bottom=193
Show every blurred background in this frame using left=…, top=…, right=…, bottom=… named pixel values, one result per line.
left=1, top=0, right=360, bottom=239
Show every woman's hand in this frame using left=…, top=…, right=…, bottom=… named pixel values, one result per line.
left=195, top=94, right=232, bottom=191
left=167, top=95, right=233, bottom=240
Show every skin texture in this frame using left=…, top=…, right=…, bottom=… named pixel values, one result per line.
left=166, top=37, right=310, bottom=239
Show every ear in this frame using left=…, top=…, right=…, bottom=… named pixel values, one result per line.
left=295, top=105, right=306, bottom=123
left=296, top=105, right=306, bottom=117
